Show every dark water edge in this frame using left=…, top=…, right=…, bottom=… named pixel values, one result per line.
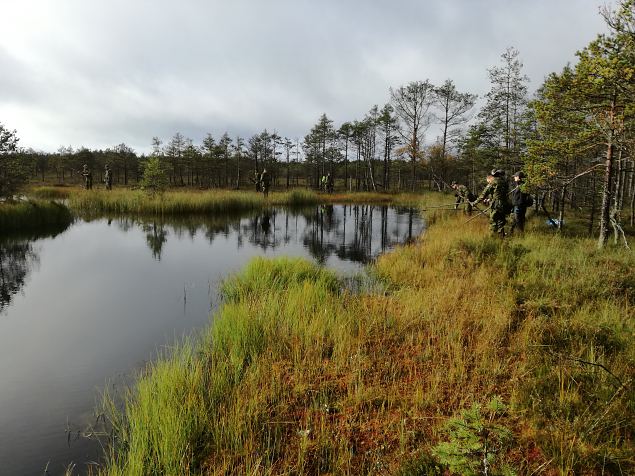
left=0, top=204, right=424, bottom=475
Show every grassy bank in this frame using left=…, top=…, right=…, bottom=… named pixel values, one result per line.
left=97, top=207, right=634, bottom=475
left=0, top=200, right=73, bottom=233
left=28, top=186, right=427, bottom=216
left=65, top=189, right=267, bottom=215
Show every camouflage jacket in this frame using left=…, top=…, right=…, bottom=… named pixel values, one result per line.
left=455, top=184, right=471, bottom=199
left=475, top=177, right=509, bottom=211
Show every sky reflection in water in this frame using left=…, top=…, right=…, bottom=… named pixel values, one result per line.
left=0, top=204, right=423, bottom=475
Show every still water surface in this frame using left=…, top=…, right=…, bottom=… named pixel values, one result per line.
left=0, top=204, right=423, bottom=475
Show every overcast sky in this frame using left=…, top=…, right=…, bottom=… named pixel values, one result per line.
left=0, top=0, right=608, bottom=154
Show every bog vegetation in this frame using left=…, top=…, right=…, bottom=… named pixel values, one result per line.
left=96, top=208, right=634, bottom=475
left=0, top=2, right=633, bottom=475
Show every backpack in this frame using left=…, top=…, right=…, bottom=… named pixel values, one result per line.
left=522, top=193, right=534, bottom=208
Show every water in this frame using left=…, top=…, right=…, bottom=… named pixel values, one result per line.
left=0, top=204, right=424, bottom=475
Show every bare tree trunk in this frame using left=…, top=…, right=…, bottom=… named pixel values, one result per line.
left=597, top=99, right=616, bottom=248
left=630, top=169, right=635, bottom=226
left=367, top=157, right=377, bottom=191
left=383, top=140, right=389, bottom=190
left=411, top=134, right=417, bottom=192
left=589, top=174, right=597, bottom=236
left=411, top=156, right=416, bottom=192
left=627, top=158, right=634, bottom=225
left=441, top=95, right=449, bottom=163
left=343, top=137, right=348, bottom=190
left=614, top=146, right=624, bottom=211
left=356, top=148, right=360, bottom=191
left=286, top=153, right=290, bottom=190
left=225, top=152, right=229, bottom=188
left=558, top=186, right=566, bottom=231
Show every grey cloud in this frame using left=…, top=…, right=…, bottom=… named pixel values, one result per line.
left=0, top=0, right=608, bottom=152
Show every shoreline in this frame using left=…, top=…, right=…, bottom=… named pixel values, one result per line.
left=95, top=201, right=635, bottom=475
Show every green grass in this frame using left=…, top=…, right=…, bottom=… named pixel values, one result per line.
left=100, top=258, right=351, bottom=475
left=100, top=340, right=209, bottom=476
left=66, top=189, right=266, bottom=215
left=28, top=185, right=74, bottom=200
left=0, top=200, right=73, bottom=233
left=96, top=203, right=634, bottom=475
left=27, top=186, right=434, bottom=217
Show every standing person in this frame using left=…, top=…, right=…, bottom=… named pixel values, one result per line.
left=320, top=174, right=328, bottom=192
left=471, top=169, right=510, bottom=237
left=260, top=168, right=271, bottom=198
left=104, top=164, right=113, bottom=191
left=451, top=181, right=476, bottom=214
left=81, top=164, right=93, bottom=190
left=510, top=171, right=532, bottom=234
left=326, top=172, right=334, bottom=194
left=253, top=170, right=261, bottom=192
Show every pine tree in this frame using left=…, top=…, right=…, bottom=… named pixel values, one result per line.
left=140, top=156, right=169, bottom=196
left=478, top=47, right=530, bottom=170
left=233, top=136, right=245, bottom=189
left=377, top=104, right=399, bottom=190
left=201, top=133, right=217, bottom=188
left=304, top=115, right=336, bottom=189
left=338, top=122, right=354, bottom=190
left=434, top=79, right=478, bottom=163
left=390, top=80, right=435, bottom=191
left=164, top=132, right=187, bottom=186
left=219, top=133, right=232, bottom=188
left=0, top=123, right=25, bottom=199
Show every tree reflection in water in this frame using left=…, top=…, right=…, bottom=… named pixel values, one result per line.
left=0, top=241, right=39, bottom=314
left=245, top=204, right=420, bottom=265
left=0, top=223, right=71, bottom=314
left=143, top=222, right=168, bottom=261
left=112, top=205, right=422, bottom=265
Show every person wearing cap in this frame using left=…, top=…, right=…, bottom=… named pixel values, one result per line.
left=451, top=181, right=476, bottom=214
left=510, top=171, right=532, bottom=233
left=471, top=169, right=510, bottom=237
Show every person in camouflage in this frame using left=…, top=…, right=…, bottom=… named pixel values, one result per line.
left=81, top=164, right=93, bottom=190
left=260, top=168, right=271, bottom=198
left=510, top=171, right=532, bottom=234
left=253, top=170, right=261, bottom=192
left=326, top=172, right=334, bottom=194
left=104, top=164, right=113, bottom=191
left=451, top=181, right=476, bottom=214
left=471, top=169, right=510, bottom=237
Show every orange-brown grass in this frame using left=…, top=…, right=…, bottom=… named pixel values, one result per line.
left=98, top=209, right=634, bottom=475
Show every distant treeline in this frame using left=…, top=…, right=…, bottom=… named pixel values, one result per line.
left=2, top=1, right=634, bottom=246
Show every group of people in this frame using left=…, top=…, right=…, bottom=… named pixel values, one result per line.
left=79, top=164, right=112, bottom=191
left=451, top=169, right=533, bottom=237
